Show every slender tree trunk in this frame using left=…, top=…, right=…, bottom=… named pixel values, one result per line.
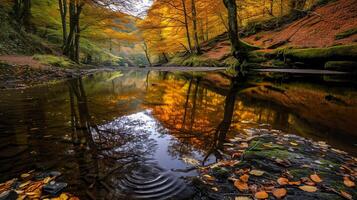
left=59, top=0, right=67, bottom=47
left=143, top=41, right=152, bottom=66
left=280, top=0, right=283, bottom=16
left=191, top=0, right=201, bottom=54
left=181, top=0, right=193, bottom=53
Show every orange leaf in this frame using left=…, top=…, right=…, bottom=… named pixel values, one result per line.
left=340, top=190, right=352, bottom=200
left=343, top=177, right=355, bottom=188
left=255, top=191, right=269, bottom=199
left=289, top=181, right=301, bottom=185
left=299, top=185, right=317, bottom=192
left=277, top=177, right=289, bottom=185
left=273, top=188, right=287, bottom=199
left=234, top=180, right=248, bottom=192
left=310, top=174, right=322, bottom=183
left=239, top=174, right=249, bottom=183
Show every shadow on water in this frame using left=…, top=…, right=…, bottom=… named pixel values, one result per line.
left=0, top=69, right=356, bottom=199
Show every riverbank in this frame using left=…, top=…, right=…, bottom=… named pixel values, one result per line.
left=0, top=55, right=226, bottom=90
left=193, top=129, right=357, bottom=200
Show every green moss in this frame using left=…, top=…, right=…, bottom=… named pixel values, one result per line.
left=324, top=61, right=357, bottom=71
left=169, top=55, right=221, bottom=67
left=335, top=28, right=357, bottom=40
left=33, top=54, right=76, bottom=68
left=281, top=44, right=357, bottom=63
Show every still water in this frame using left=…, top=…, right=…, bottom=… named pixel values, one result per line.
left=0, top=70, right=356, bottom=199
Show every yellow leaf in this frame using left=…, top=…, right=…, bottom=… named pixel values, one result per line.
left=235, top=197, right=252, bottom=200
left=310, top=174, right=322, bottom=183
left=203, top=174, right=215, bottom=182
left=343, top=177, right=355, bottom=188
left=234, top=180, right=249, bottom=192
left=273, top=188, right=287, bottom=199
left=290, top=142, right=298, bottom=146
left=299, top=185, right=317, bottom=192
left=249, top=170, right=264, bottom=176
left=277, top=177, right=289, bottom=185
left=255, top=191, right=269, bottom=199
left=19, top=181, right=31, bottom=189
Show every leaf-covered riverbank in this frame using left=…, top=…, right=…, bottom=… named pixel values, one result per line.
left=193, top=128, right=356, bottom=200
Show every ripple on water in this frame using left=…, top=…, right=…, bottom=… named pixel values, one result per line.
left=118, top=163, right=193, bottom=200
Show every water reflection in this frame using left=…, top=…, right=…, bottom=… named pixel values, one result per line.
left=0, top=70, right=356, bottom=199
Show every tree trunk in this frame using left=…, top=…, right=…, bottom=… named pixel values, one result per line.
left=181, top=0, right=193, bottom=53
left=223, top=0, right=247, bottom=62
left=59, top=0, right=67, bottom=47
left=22, top=0, right=32, bottom=32
left=143, top=41, right=152, bottom=66
left=191, top=0, right=201, bottom=54
left=64, top=0, right=83, bottom=62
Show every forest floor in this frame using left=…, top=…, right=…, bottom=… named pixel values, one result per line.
left=200, top=0, right=357, bottom=62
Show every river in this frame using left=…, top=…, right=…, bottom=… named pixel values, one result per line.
left=0, top=69, right=356, bottom=199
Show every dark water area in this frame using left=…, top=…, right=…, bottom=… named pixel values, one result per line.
left=0, top=70, right=356, bottom=199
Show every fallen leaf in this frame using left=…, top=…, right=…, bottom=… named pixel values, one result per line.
left=249, top=170, right=265, bottom=176
left=234, top=180, right=249, bottom=192
left=310, top=174, right=322, bottom=183
left=299, top=185, right=317, bottom=192
left=232, top=152, right=241, bottom=159
left=202, top=174, right=215, bottom=182
left=273, top=188, right=287, bottom=199
left=240, top=142, right=249, bottom=148
left=235, top=197, right=252, bottom=200
left=239, top=174, right=249, bottom=183
left=290, top=142, right=298, bottom=146
left=288, top=181, right=301, bottom=185
left=211, top=187, right=218, bottom=192
left=340, top=190, right=352, bottom=200
left=255, top=191, right=269, bottom=199
left=277, top=177, right=289, bottom=185
left=343, top=177, right=355, bottom=188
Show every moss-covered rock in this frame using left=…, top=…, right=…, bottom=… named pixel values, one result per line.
left=324, top=61, right=357, bottom=72
left=280, top=44, right=357, bottom=65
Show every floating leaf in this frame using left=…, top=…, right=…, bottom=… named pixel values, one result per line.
left=255, top=191, right=269, bottom=199
left=234, top=180, right=249, bottom=192
left=273, top=188, right=287, bottom=199
left=239, top=174, right=249, bottom=183
left=249, top=170, right=264, bottom=176
left=343, top=177, right=355, bottom=188
left=310, top=174, right=322, bottom=183
left=277, top=177, right=289, bottom=185
left=299, top=185, right=317, bottom=192
left=340, top=190, right=352, bottom=200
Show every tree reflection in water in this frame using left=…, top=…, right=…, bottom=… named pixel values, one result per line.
left=67, top=78, right=158, bottom=199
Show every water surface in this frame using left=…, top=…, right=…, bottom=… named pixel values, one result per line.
left=0, top=70, right=356, bottom=199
